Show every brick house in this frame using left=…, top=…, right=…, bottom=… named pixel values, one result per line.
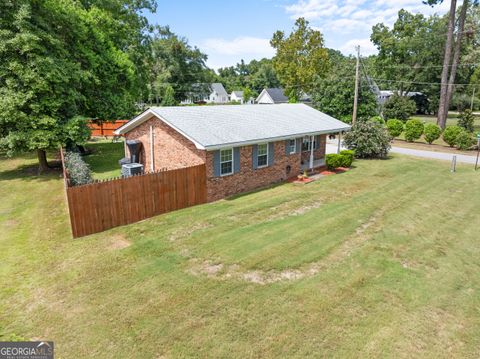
left=115, top=104, right=350, bottom=202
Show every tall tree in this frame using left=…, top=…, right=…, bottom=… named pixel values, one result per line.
left=270, top=18, right=329, bottom=101
left=370, top=10, right=447, bottom=101
left=444, top=1, right=470, bottom=119
left=429, top=0, right=471, bottom=128
left=0, top=0, right=153, bottom=172
left=312, top=52, right=378, bottom=121
left=146, top=26, right=210, bottom=104
left=216, top=58, right=280, bottom=93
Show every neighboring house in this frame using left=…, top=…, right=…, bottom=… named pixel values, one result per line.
left=256, top=88, right=311, bottom=104
left=230, top=90, right=244, bottom=103
left=181, top=83, right=229, bottom=104
left=256, top=88, right=288, bottom=104
left=377, top=90, right=425, bottom=105
left=207, top=83, right=229, bottom=103
left=115, top=104, right=350, bottom=202
left=230, top=90, right=254, bottom=104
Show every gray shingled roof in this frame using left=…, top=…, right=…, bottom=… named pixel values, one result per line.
left=265, top=88, right=288, bottom=103
left=116, top=104, right=350, bottom=150
left=211, top=83, right=228, bottom=97
left=232, top=90, right=243, bottom=97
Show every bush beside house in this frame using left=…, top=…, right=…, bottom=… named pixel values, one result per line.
left=326, top=150, right=355, bottom=170
left=343, top=121, right=391, bottom=158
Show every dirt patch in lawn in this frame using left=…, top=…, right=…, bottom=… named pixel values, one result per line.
left=169, top=222, right=211, bottom=242
left=107, top=234, right=131, bottom=250
left=186, top=208, right=386, bottom=285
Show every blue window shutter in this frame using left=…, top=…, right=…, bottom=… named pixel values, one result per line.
left=285, top=140, right=290, bottom=155
left=315, top=135, right=320, bottom=149
left=268, top=142, right=274, bottom=166
left=252, top=145, right=258, bottom=169
left=213, top=150, right=221, bottom=177
left=234, top=148, right=240, bottom=173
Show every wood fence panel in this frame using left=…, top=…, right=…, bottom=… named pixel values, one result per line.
left=65, top=164, right=207, bottom=238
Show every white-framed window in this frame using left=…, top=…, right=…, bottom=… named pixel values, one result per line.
left=288, top=139, right=296, bottom=154
left=257, top=143, right=268, bottom=168
left=220, top=148, right=233, bottom=175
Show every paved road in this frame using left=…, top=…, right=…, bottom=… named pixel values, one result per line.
left=326, top=142, right=478, bottom=165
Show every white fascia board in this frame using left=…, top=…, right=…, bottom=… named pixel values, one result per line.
left=204, top=126, right=351, bottom=151
left=114, top=109, right=156, bottom=135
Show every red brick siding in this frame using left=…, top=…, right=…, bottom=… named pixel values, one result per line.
left=124, top=116, right=206, bottom=171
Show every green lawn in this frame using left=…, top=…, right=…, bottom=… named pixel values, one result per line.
left=1, top=149, right=480, bottom=358
left=83, top=139, right=125, bottom=179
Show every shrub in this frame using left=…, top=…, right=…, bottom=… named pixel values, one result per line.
left=457, top=109, right=475, bottom=133
left=386, top=119, right=404, bottom=138
left=442, top=126, right=463, bottom=147
left=340, top=149, right=355, bottom=164
left=423, top=123, right=442, bottom=144
left=339, top=154, right=353, bottom=168
left=369, top=116, right=385, bottom=126
left=383, top=94, right=417, bottom=121
left=64, top=151, right=92, bottom=186
left=404, top=119, right=424, bottom=142
left=455, top=129, right=474, bottom=150
left=342, top=121, right=391, bottom=158
left=326, top=153, right=343, bottom=169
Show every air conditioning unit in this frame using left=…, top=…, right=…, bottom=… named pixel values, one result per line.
left=121, top=163, right=144, bottom=177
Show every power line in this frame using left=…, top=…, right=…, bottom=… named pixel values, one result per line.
left=369, top=77, right=476, bottom=87
left=362, top=62, right=480, bottom=70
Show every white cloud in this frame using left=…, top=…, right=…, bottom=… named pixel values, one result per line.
left=284, top=0, right=454, bottom=34
left=326, top=18, right=371, bottom=33
left=201, top=36, right=275, bottom=57
left=285, top=0, right=338, bottom=20
left=339, top=38, right=378, bottom=56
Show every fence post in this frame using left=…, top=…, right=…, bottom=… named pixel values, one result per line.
left=450, top=155, right=457, bottom=173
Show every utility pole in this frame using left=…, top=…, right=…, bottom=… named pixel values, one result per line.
left=471, top=87, right=476, bottom=111
left=352, top=45, right=360, bottom=125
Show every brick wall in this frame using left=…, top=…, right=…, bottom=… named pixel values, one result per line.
left=205, top=141, right=304, bottom=202
left=124, top=116, right=206, bottom=171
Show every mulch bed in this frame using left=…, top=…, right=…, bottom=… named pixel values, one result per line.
left=290, top=167, right=351, bottom=184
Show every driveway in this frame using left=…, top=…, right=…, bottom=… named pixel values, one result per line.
left=326, top=142, right=478, bottom=165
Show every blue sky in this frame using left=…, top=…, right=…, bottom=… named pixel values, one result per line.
left=147, top=0, right=451, bottom=70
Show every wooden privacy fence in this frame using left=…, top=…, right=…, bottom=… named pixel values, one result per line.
left=64, top=164, right=207, bottom=238
left=88, top=120, right=128, bottom=137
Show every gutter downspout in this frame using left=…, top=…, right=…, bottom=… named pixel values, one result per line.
left=150, top=125, right=155, bottom=172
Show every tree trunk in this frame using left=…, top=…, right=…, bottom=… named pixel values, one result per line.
left=444, top=0, right=469, bottom=115
left=37, top=149, right=49, bottom=174
left=437, top=0, right=457, bottom=129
